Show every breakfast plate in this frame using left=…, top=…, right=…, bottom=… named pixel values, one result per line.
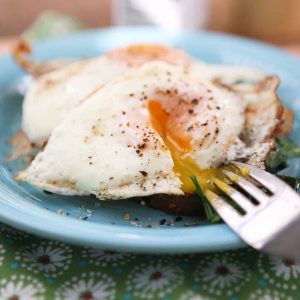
left=0, top=27, right=299, bottom=253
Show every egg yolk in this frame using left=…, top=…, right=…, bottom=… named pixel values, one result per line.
left=148, top=100, right=225, bottom=194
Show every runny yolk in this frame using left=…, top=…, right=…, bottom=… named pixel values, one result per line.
left=148, top=100, right=224, bottom=194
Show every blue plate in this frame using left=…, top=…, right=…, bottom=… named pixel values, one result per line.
left=0, top=27, right=299, bottom=253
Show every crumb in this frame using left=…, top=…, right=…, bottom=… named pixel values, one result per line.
left=23, top=155, right=34, bottom=164
left=123, top=213, right=130, bottom=221
left=159, top=219, right=167, bottom=225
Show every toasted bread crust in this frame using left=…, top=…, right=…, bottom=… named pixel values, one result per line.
left=277, top=108, right=294, bottom=136
left=142, top=194, right=204, bottom=216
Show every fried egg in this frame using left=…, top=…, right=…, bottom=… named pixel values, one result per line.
left=17, top=61, right=290, bottom=199
left=20, top=43, right=267, bottom=146
left=21, top=44, right=191, bottom=145
left=22, top=57, right=129, bottom=144
left=189, top=61, right=265, bottom=92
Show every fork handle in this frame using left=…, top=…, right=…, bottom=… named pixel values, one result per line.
left=261, top=217, right=300, bottom=262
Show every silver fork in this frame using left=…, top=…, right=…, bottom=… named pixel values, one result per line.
left=206, top=162, right=300, bottom=261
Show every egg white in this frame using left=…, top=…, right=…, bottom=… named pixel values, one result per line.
left=22, top=57, right=130, bottom=144
left=18, top=62, right=248, bottom=199
left=22, top=46, right=265, bottom=145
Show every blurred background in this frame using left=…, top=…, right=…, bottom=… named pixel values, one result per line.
left=1, top=0, right=300, bottom=54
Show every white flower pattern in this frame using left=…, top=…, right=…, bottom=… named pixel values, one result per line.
left=0, top=274, right=45, bottom=300
left=0, top=224, right=29, bottom=240
left=54, top=272, right=115, bottom=300
left=168, top=254, right=196, bottom=264
left=249, top=288, right=294, bottom=300
left=258, top=253, right=300, bottom=290
left=15, top=241, right=72, bottom=277
left=0, top=225, right=299, bottom=299
left=82, top=247, right=134, bottom=267
left=126, top=260, right=184, bottom=299
left=179, top=291, right=209, bottom=300
left=0, top=243, right=5, bottom=267
left=269, top=256, right=300, bottom=281
left=194, top=252, right=251, bottom=296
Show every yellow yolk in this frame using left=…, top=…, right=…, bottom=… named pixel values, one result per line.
left=148, top=100, right=224, bottom=194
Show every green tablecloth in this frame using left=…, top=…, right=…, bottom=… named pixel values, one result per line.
left=0, top=223, right=299, bottom=300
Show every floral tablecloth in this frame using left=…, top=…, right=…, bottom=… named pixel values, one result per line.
left=1, top=11, right=300, bottom=300
left=0, top=223, right=299, bottom=300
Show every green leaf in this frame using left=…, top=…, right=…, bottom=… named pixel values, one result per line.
left=276, top=137, right=300, bottom=158
left=265, top=137, right=300, bottom=173
left=234, top=79, right=247, bottom=85
left=265, top=148, right=288, bottom=173
left=190, top=176, right=222, bottom=223
left=234, top=79, right=256, bottom=85
left=277, top=175, right=300, bottom=192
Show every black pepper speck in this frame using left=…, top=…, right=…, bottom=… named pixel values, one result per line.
left=159, top=219, right=167, bottom=225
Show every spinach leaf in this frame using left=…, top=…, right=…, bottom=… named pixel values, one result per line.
left=276, top=137, right=300, bottom=158
left=265, top=148, right=288, bottom=173
left=190, top=176, right=222, bottom=223
left=277, top=175, right=300, bottom=192
left=266, top=137, right=300, bottom=173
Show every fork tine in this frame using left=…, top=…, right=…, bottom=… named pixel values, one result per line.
left=213, top=178, right=255, bottom=213
left=223, top=170, right=270, bottom=204
left=205, top=190, right=242, bottom=227
left=232, top=162, right=284, bottom=193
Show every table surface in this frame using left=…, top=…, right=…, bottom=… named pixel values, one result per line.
left=1, top=35, right=300, bottom=300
